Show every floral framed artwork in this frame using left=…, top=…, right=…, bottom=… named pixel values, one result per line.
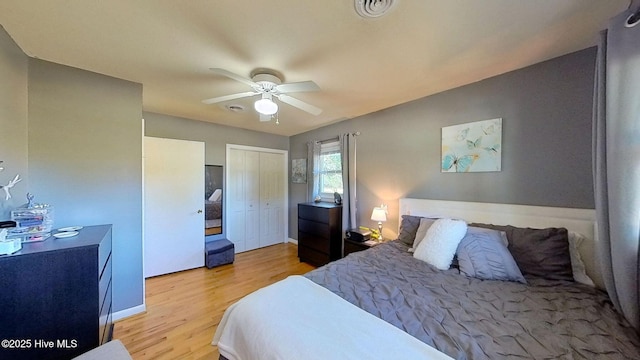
left=441, top=118, right=502, bottom=172
left=291, top=158, right=307, bottom=183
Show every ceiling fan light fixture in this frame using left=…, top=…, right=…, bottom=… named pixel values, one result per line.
left=254, top=97, right=278, bottom=115
left=204, top=68, right=321, bottom=119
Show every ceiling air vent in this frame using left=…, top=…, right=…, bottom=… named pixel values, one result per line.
left=355, top=0, right=396, bottom=18
left=225, top=104, right=245, bottom=112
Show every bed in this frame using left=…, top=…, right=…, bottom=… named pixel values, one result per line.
left=213, top=198, right=640, bottom=359
left=205, top=189, right=222, bottom=229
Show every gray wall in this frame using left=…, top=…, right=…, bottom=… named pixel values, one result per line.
left=289, top=48, right=596, bottom=240
left=0, top=26, right=28, bottom=218
left=143, top=111, right=289, bottom=239
left=27, top=59, right=144, bottom=313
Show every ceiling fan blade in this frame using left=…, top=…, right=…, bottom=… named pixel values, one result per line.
left=276, top=94, right=323, bottom=116
left=209, top=68, right=258, bottom=88
left=275, top=81, right=320, bottom=94
left=259, top=113, right=272, bottom=122
left=201, top=91, right=257, bottom=105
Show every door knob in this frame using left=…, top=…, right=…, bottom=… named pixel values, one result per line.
left=197, top=209, right=203, bottom=213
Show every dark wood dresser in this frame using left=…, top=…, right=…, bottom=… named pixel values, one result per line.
left=298, top=202, right=342, bottom=266
left=0, top=225, right=113, bottom=360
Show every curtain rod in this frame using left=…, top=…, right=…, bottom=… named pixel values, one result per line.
left=318, top=136, right=339, bottom=144
left=312, top=131, right=361, bottom=145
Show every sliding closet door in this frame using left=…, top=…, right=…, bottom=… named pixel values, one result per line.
left=144, top=137, right=204, bottom=277
left=260, top=152, right=285, bottom=247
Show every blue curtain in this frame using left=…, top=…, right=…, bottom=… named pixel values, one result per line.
left=593, top=2, right=640, bottom=331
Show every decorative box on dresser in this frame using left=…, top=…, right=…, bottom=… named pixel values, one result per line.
left=0, top=225, right=113, bottom=360
left=298, top=202, right=342, bottom=266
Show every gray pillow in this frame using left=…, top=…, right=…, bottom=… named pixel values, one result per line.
left=397, top=215, right=423, bottom=245
left=456, top=227, right=526, bottom=283
left=409, top=218, right=436, bottom=252
left=470, top=223, right=573, bottom=281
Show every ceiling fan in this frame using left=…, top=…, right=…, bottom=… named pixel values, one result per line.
left=202, top=68, right=322, bottom=122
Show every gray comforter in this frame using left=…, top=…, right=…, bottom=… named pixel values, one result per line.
left=305, top=241, right=640, bottom=359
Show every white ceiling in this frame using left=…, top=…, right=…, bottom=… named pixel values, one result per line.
left=0, top=0, right=629, bottom=136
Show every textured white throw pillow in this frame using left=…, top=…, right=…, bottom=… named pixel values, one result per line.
left=414, top=218, right=468, bottom=270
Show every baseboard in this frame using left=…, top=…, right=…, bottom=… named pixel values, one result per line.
left=287, top=237, right=298, bottom=245
left=112, top=304, right=146, bottom=322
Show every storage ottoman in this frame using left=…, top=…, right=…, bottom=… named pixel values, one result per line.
left=205, top=239, right=235, bottom=268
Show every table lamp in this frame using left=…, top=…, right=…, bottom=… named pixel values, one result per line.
left=370, top=205, right=387, bottom=241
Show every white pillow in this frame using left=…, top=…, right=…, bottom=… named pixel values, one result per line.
left=414, top=218, right=468, bottom=270
left=568, top=231, right=595, bottom=287
left=208, top=188, right=222, bottom=202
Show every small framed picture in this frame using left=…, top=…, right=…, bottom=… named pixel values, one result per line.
left=291, top=159, right=307, bottom=184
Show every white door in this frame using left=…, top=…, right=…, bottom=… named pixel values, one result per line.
left=244, top=151, right=260, bottom=251
left=227, top=148, right=246, bottom=252
left=144, top=137, right=204, bottom=278
left=227, top=149, right=260, bottom=252
left=227, top=145, right=288, bottom=253
left=260, top=152, right=285, bottom=247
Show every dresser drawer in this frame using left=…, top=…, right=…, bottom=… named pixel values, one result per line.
left=298, top=245, right=330, bottom=267
left=99, top=279, right=112, bottom=343
left=299, top=231, right=330, bottom=254
left=298, top=204, right=331, bottom=223
left=100, top=307, right=113, bottom=345
left=98, top=227, right=112, bottom=275
left=99, top=253, right=112, bottom=311
left=298, top=218, right=330, bottom=238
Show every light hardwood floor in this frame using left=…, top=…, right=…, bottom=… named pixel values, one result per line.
left=114, top=242, right=315, bottom=360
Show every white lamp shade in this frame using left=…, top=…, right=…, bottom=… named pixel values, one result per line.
left=254, top=98, right=278, bottom=115
left=371, top=207, right=387, bottom=222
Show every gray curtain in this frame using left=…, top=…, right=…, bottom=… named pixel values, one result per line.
left=593, top=3, right=640, bottom=331
left=340, top=133, right=357, bottom=247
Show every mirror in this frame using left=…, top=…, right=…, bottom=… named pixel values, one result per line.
left=205, top=165, right=223, bottom=235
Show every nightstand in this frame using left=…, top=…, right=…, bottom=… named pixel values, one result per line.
left=343, top=238, right=380, bottom=256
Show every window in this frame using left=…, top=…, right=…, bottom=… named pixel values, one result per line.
left=317, top=140, right=343, bottom=200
